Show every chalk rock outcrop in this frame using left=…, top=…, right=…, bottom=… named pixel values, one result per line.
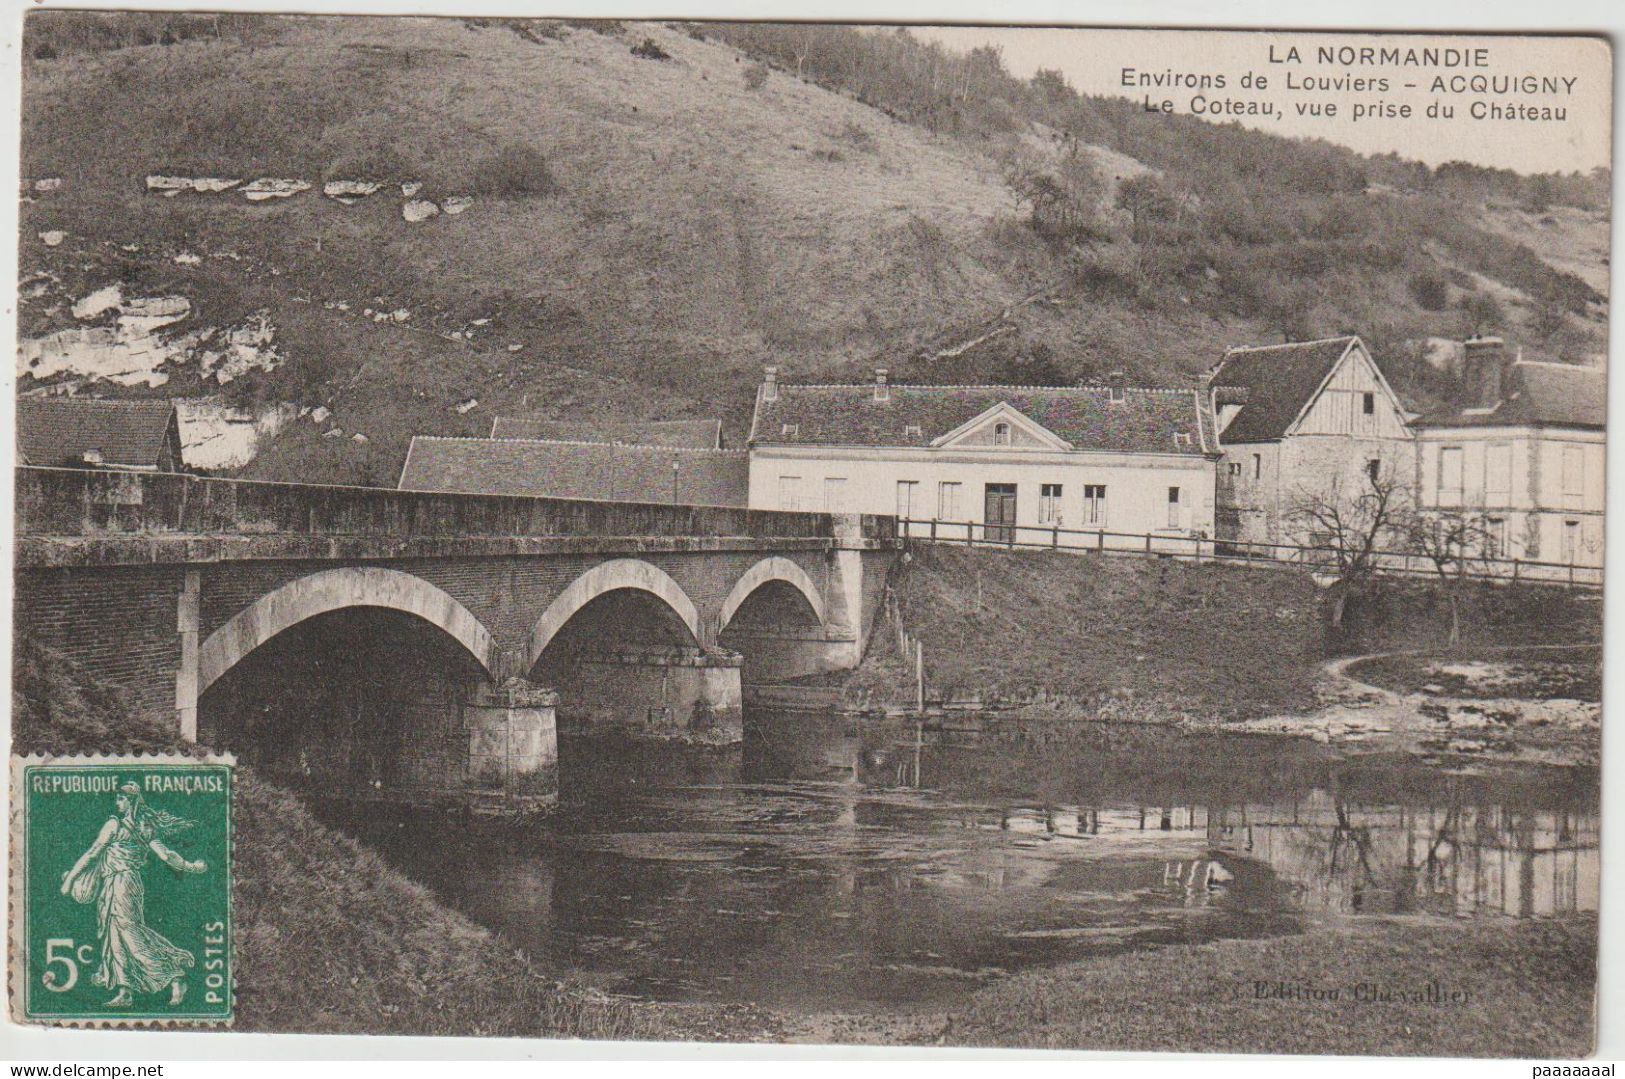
left=146, top=176, right=243, bottom=196
left=241, top=178, right=312, bottom=201
left=402, top=199, right=440, bottom=223
left=324, top=180, right=383, bottom=204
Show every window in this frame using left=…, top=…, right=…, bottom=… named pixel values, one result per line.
left=904, top=424, right=922, bottom=438
left=1562, top=446, right=1585, bottom=503
left=993, top=422, right=1011, bottom=446
left=1173, top=432, right=1192, bottom=447
left=1167, top=486, right=1181, bottom=529
left=778, top=475, right=802, bottom=511
left=1486, top=517, right=1506, bottom=558
left=1227, top=461, right=1241, bottom=477
left=1486, top=443, right=1512, bottom=498
left=1366, top=458, right=1381, bottom=484
left=895, top=480, right=918, bottom=519
left=937, top=481, right=961, bottom=520
left=1083, top=484, right=1107, bottom=526
left=1253, top=453, right=1262, bottom=480
left=1039, top=484, right=1064, bottom=525
left=1437, top=446, right=1464, bottom=506
left=823, top=477, right=847, bottom=512
left=1362, top=392, right=1375, bottom=415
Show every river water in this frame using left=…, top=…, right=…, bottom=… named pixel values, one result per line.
left=316, top=714, right=1600, bottom=1012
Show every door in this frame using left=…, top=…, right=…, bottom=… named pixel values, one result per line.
left=984, top=483, right=1017, bottom=545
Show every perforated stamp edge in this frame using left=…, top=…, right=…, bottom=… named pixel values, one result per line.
left=9, top=752, right=236, bottom=1028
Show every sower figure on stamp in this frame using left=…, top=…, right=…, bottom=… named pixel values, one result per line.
left=59, top=782, right=208, bottom=1007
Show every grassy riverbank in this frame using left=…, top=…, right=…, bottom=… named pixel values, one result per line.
left=936, top=914, right=1597, bottom=1057
left=852, top=546, right=1602, bottom=719
left=10, top=637, right=779, bottom=1041
left=12, top=635, right=1599, bottom=1053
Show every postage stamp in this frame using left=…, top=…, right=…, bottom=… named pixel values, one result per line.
left=9, top=755, right=234, bottom=1025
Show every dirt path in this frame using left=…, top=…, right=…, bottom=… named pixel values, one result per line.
left=1324, top=642, right=1601, bottom=701
left=1226, top=643, right=1600, bottom=766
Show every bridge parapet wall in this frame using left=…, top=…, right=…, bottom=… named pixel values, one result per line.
left=16, top=468, right=895, bottom=566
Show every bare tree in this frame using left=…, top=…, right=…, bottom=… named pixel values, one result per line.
left=1285, top=473, right=1408, bottom=632
left=1400, top=510, right=1494, bottom=646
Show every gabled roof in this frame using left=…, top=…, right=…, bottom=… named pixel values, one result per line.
left=931, top=400, right=1073, bottom=450
left=488, top=417, right=722, bottom=449
left=15, top=396, right=178, bottom=468
left=398, top=438, right=749, bottom=507
left=1413, top=361, right=1605, bottom=430
left=750, top=384, right=1215, bottom=457
left=1207, top=336, right=1362, bottom=443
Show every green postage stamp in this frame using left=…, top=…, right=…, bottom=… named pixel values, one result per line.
left=10, top=755, right=234, bottom=1025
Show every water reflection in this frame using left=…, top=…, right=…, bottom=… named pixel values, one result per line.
left=1208, top=795, right=1599, bottom=918
left=312, top=711, right=1598, bottom=1010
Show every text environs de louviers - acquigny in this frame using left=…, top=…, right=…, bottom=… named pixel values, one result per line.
left=1124, top=43, right=1581, bottom=123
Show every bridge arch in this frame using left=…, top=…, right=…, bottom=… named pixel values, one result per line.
left=198, top=567, right=499, bottom=695
left=719, top=556, right=827, bottom=634
left=526, top=559, right=701, bottom=670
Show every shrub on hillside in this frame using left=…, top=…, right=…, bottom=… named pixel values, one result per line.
left=468, top=143, right=558, bottom=198
left=631, top=37, right=671, bottom=61
left=743, top=61, right=770, bottom=90
left=1407, top=271, right=1451, bottom=311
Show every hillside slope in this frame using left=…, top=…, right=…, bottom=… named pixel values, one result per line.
left=18, top=15, right=1609, bottom=484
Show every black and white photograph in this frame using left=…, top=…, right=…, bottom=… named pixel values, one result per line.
left=3, top=6, right=1615, bottom=1061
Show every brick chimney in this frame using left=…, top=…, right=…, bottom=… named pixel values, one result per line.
left=873, top=367, right=890, bottom=402
left=762, top=365, right=779, bottom=402
left=1462, top=336, right=1508, bottom=409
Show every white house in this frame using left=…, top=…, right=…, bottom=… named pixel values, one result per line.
left=1206, top=335, right=1416, bottom=549
left=1411, top=338, right=1605, bottom=571
left=747, top=367, right=1219, bottom=549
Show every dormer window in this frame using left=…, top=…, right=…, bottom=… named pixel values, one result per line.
left=993, top=422, right=1011, bottom=446
left=1173, top=432, right=1192, bottom=447
left=781, top=423, right=799, bottom=437
left=904, top=424, right=922, bottom=438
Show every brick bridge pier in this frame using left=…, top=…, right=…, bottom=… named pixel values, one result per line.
left=15, top=468, right=898, bottom=805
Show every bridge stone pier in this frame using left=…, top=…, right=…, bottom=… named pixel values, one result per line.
left=15, top=468, right=898, bottom=806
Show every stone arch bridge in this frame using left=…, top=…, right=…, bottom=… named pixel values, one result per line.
left=16, top=468, right=898, bottom=804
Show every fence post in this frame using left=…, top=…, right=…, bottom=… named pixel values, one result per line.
left=1145, top=532, right=1152, bottom=556
left=1052, top=523, right=1059, bottom=549
left=930, top=518, right=937, bottom=542
left=1513, top=558, right=1520, bottom=582
left=966, top=520, right=974, bottom=547
left=1098, top=530, right=1105, bottom=553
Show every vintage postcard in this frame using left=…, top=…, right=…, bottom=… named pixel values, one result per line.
left=4, top=10, right=1611, bottom=1058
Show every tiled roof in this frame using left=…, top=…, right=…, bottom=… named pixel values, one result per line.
left=1413, top=361, right=1605, bottom=430
left=489, top=417, right=722, bottom=449
left=16, top=396, right=177, bottom=468
left=398, top=438, right=749, bottom=506
left=750, top=384, right=1215, bottom=456
left=1206, top=336, right=1359, bottom=443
